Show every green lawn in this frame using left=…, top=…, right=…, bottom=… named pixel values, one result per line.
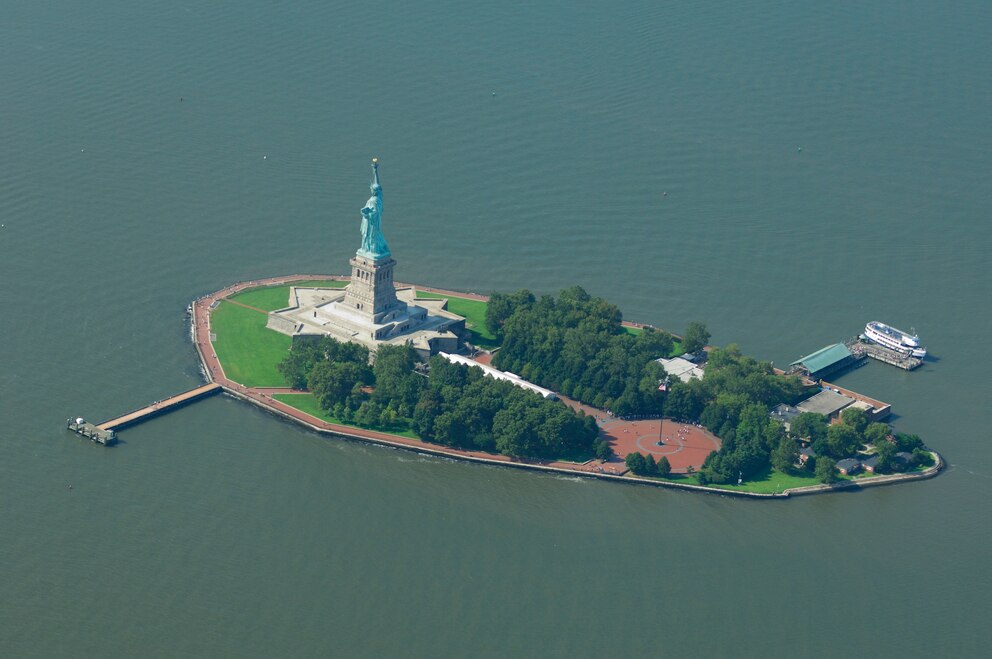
left=229, top=286, right=295, bottom=312
left=415, top=291, right=499, bottom=348
left=649, top=467, right=829, bottom=494
left=705, top=468, right=824, bottom=494
left=230, top=280, right=348, bottom=312
left=272, top=393, right=420, bottom=439
left=656, top=473, right=701, bottom=486
left=211, top=301, right=291, bottom=386
left=622, top=326, right=684, bottom=357
left=282, top=279, right=349, bottom=289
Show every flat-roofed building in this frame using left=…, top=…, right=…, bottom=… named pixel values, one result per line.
left=797, top=389, right=856, bottom=419
left=819, top=380, right=892, bottom=421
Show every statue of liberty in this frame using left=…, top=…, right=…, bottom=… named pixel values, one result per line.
left=357, top=158, right=390, bottom=260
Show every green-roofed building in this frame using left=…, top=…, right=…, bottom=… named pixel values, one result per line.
left=790, top=343, right=864, bottom=380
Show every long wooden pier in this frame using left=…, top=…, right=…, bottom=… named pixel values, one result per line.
left=97, top=383, right=222, bottom=431
left=67, top=383, right=222, bottom=445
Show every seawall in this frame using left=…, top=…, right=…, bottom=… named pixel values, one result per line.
left=191, top=274, right=943, bottom=499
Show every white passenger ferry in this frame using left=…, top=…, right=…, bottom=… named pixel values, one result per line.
left=864, top=322, right=926, bottom=358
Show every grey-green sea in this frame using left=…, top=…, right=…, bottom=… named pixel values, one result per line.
left=2, top=1, right=990, bottom=656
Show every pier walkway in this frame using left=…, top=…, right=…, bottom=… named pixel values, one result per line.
left=97, top=383, right=222, bottom=431
left=848, top=340, right=922, bottom=371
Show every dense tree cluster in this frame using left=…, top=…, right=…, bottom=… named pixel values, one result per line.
left=278, top=338, right=599, bottom=460
left=413, top=356, right=599, bottom=459
left=625, top=453, right=671, bottom=477
left=488, top=286, right=676, bottom=416
left=278, top=337, right=370, bottom=391
left=676, top=345, right=808, bottom=485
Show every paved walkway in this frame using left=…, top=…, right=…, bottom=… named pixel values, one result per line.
left=191, top=274, right=716, bottom=484
left=190, top=274, right=942, bottom=497
left=191, top=275, right=635, bottom=475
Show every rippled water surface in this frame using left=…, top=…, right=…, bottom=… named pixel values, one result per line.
left=2, top=1, right=990, bottom=656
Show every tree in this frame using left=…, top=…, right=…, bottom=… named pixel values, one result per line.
left=412, top=388, right=442, bottom=440
left=826, top=424, right=862, bottom=459
left=681, top=321, right=711, bottom=354
left=790, top=412, right=828, bottom=443
left=372, top=344, right=422, bottom=408
left=771, top=435, right=800, bottom=473
left=485, top=289, right=535, bottom=337
left=895, top=433, right=924, bottom=452
left=841, top=407, right=869, bottom=434
left=595, top=441, right=614, bottom=461
left=874, top=439, right=897, bottom=473
left=814, top=456, right=837, bottom=483
left=657, top=455, right=671, bottom=477
left=432, top=411, right=467, bottom=447
left=864, top=422, right=890, bottom=446
left=912, top=448, right=934, bottom=467
left=643, top=453, right=658, bottom=476
left=308, top=361, right=369, bottom=410
left=625, top=452, right=647, bottom=475
left=663, top=381, right=705, bottom=421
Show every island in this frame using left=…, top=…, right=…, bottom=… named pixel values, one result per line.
left=190, top=159, right=942, bottom=497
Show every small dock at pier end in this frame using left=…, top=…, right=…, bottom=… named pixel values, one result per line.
left=66, top=418, right=116, bottom=445
left=67, top=383, right=222, bottom=445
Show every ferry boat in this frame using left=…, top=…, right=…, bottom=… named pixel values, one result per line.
left=864, top=321, right=926, bottom=358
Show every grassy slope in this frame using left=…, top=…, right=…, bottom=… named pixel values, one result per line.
left=229, top=287, right=295, bottom=312
left=415, top=291, right=499, bottom=348
left=272, top=393, right=419, bottom=439
left=704, top=468, right=825, bottom=494
left=652, top=467, right=831, bottom=494
left=281, top=279, right=349, bottom=289
left=230, top=280, right=348, bottom=312
left=211, top=302, right=291, bottom=386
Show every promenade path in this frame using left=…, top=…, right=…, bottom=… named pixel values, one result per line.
left=470, top=353, right=719, bottom=472
left=190, top=274, right=940, bottom=496
left=191, top=275, right=637, bottom=478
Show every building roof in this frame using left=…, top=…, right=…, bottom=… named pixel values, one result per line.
left=835, top=458, right=860, bottom=471
left=769, top=404, right=801, bottom=425
left=439, top=352, right=557, bottom=399
left=797, top=389, right=856, bottom=417
left=800, top=447, right=816, bottom=457
left=849, top=400, right=875, bottom=413
left=791, top=343, right=853, bottom=375
left=656, top=357, right=705, bottom=383
left=895, top=451, right=914, bottom=463
left=861, top=456, right=880, bottom=469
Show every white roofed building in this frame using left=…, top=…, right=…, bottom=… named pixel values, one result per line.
left=439, top=353, right=557, bottom=399
left=655, top=356, right=705, bottom=383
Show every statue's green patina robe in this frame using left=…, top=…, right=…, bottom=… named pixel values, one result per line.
left=357, top=160, right=390, bottom=260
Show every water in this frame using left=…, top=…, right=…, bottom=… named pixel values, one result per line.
left=2, top=1, right=990, bottom=656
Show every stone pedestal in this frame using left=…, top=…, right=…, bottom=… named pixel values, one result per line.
left=343, top=254, right=400, bottom=323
